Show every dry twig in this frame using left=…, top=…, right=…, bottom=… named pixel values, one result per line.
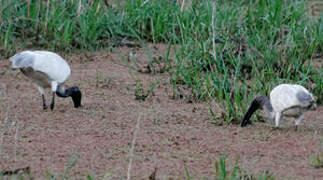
left=211, top=1, right=218, bottom=71
left=127, top=113, right=142, bottom=180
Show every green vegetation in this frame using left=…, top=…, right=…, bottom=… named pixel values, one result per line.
left=312, top=139, right=323, bottom=168
left=0, top=155, right=272, bottom=179
left=0, top=0, right=322, bottom=124
left=312, top=154, right=323, bottom=168
left=134, top=79, right=158, bottom=102
left=185, top=155, right=275, bottom=180
left=0, top=1, right=321, bottom=178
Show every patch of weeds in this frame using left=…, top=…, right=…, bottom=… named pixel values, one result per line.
left=215, top=155, right=275, bottom=180
left=45, top=153, right=79, bottom=180
left=312, top=138, right=323, bottom=169
left=184, top=165, right=193, bottom=180
left=138, top=55, right=170, bottom=74
left=111, top=48, right=138, bottom=72
left=62, top=153, right=79, bottom=179
left=137, top=43, right=173, bottom=74
left=214, top=155, right=240, bottom=179
left=95, top=70, right=114, bottom=89
left=45, top=170, right=58, bottom=180
left=184, top=155, right=275, bottom=180
left=134, top=80, right=158, bottom=102
left=209, top=108, right=223, bottom=126
left=312, top=154, right=323, bottom=169
left=0, top=166, right=31, bottom=179
left=153, top=118, right=160, bottom=125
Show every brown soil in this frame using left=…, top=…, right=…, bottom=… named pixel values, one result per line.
left=0, top=44, right=322, bottom=179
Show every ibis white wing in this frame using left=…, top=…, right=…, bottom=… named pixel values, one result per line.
left=270, top=84, right=312, bottom=112
left=32, top=51, right=71, bottom=84
left=10, top=51, right=35, bottom=69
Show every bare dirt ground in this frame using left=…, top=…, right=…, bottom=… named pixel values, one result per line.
left=0, top=44, right=322, bottom=179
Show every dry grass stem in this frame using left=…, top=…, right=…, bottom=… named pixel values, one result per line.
left=27, top=0, right=31, bottom=18
left=127, top=113, right=142, bottom=180
left=14, top=119, right=19, bottom=163
left=211, top=1, right=217, bottom=71
left=280, top=0, right=286, bottom=65
left=180, top=0, right=186, bottom=12
left=44, top=0, right=50, bottom=33
left=77, top=0, right=82, bottom=17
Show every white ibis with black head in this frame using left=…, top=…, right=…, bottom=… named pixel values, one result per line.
left=241, top=84, right=317, bottom=129
left=10, top=50, right=82, bottom=110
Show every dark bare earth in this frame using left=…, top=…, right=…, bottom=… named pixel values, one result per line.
left=0, top=44, right=322, bottom=179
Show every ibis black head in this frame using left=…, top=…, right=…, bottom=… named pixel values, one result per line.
left=66, top=86, right=82, bottom=108
left=241, top=95, right=271, bottom=127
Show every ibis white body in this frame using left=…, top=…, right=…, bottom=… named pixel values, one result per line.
left=241, top=84, right=316, bottom=128
left=11, top=51, right=71, bottom=91
left=10, top=50, right=82, bottom=110
left=270, top=84, right=315, bottom=127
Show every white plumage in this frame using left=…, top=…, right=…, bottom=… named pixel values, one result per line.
left=10, top=50, right=82, bottom=110
left=241, top=84, right=316, bottom=129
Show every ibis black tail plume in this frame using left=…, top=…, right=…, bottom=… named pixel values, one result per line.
left=241, top=95, right=271, bottom=127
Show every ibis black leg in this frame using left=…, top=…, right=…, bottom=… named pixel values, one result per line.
left=50, top=92, right=55, bottom=110
left=42, top=94, right=47, bottom=110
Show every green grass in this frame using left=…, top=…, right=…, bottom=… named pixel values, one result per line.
left=312, top=154, right=323, bottom=168
left=185, top=155, right=275, bottom=180
left=0, top=2, right=321, bottom=178
left=0, top=154, right=272, bottom=179
left=0, top=0, right=322, bottom=124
